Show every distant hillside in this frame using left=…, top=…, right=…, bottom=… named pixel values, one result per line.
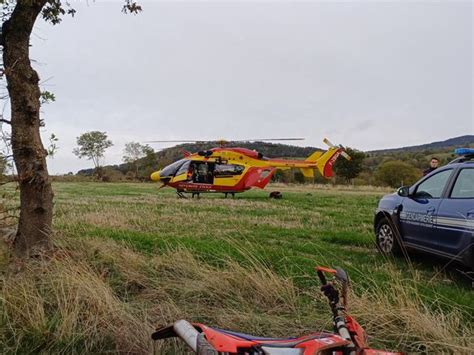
left=156, top=141, right=323, bottom=160
left=370, top=135, right=474, bottom=154
left=77, top=142, right=323, bottom=176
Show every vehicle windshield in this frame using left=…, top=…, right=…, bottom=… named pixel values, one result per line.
left=160, top=159, right=187, bottom=177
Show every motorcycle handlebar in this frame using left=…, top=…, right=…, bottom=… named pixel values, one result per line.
left=316, top=266, right=357, bottom=354
left=316, top=266, right=337, bottom=285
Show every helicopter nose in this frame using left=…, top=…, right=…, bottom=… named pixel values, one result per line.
left=150, top=171, right=161, bottom=182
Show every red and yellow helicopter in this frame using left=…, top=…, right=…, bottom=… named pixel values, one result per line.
left=148, top=138, right=350, bottom=197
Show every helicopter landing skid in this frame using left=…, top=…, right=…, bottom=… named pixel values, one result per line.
left=176, top=191, right=187, bottom=199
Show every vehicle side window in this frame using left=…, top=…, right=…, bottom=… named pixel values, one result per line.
left=414, top=169, right=452, bottom=199
left=214, top=164, right=245, bottom=177
left=450, top=168, right=474, bottom=198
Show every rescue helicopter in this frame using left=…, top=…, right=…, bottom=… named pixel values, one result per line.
left=148, top=138, right=350, bottom=198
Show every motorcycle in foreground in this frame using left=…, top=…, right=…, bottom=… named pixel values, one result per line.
left=152, top=266, right=401, bottom=354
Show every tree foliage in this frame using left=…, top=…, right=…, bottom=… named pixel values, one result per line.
left=73, top=131, right=113, bottom=177
left=122, top=142, right=151, bottom=164
left=46, top=133, right=58, bottom=158
left=122, top=141, right=153, bottom=177
left=0, top=153, right=9, bottom=175
left=374, top=160, right=420, bottom=188
left=334, top=147, right=365, bottom=182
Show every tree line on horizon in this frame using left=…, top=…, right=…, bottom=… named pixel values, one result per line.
left=1, top=130, right=471, bottom=188
left=37, top=131, right=469, bottom=188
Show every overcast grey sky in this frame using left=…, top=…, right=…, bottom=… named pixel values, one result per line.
left=23, top=0, right=473, bottom=174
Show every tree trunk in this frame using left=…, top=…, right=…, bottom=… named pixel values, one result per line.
left=2, top=0, right=53, bottom=258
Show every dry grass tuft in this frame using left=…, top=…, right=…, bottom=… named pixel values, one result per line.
left=0, top=249, right=151, bottom=353
left=73, top=237, right=308, bottom=335
left=350, top=265, right=473, bottom=354
left=0, top=236, right=310, bottom=354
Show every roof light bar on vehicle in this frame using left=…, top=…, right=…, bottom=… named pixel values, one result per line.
left=454, top=148, right=474, bottom=155
left=449, top=148, right=474, bottom=164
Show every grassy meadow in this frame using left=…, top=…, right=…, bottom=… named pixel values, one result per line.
left=0, top=182, right=473, bottom=354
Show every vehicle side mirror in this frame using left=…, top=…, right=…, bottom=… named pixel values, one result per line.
left=397, top=186, right=410, bottom=197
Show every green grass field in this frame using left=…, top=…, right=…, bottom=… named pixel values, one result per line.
left=1, top=182, right=473, bottom=353
left=54, top=182, right=472, bottom=302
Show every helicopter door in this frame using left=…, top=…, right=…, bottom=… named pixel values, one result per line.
left=170, top=160, right=192, bottom=184
left=192, top=162, right=214, bottom=185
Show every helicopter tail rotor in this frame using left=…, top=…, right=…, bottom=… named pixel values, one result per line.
left=323, top=138, right=351, bottom=161
left=312, top=138, right=352, bottom=178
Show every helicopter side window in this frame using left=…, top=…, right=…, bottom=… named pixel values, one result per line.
left=214, top=164, right=245, bottom=177
left=160, top=159, right=187, bottom=178
left=192, top=162, right=214, bottom=184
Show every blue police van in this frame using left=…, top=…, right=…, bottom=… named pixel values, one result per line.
left=374, top=148, right=474, bottom=269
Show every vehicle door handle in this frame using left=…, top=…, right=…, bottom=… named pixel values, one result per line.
left=427, top=207, right=435, bottom=214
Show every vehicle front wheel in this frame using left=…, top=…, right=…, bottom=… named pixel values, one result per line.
left=376, top=217, right=401, bottom=255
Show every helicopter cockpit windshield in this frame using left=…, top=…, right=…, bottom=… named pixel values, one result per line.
left=176, top=160, right=192, bottom=177
left=160, top=159, right=187, bottom=178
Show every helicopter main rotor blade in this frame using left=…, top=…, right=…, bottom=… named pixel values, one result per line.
left=143, top=140, right=204, bottom=143
left=144, top=138, right=305, bottom=144
left=232, top=138, right=305, bottom=142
